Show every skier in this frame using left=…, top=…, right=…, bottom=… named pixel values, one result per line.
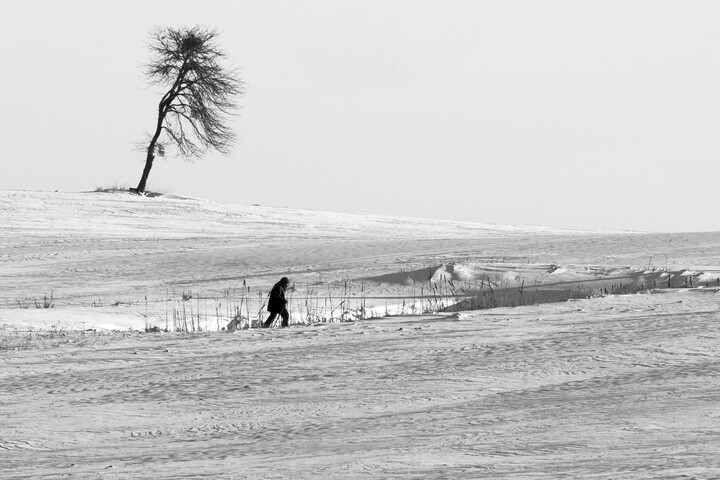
left=263, top=277, right=290, bottom=328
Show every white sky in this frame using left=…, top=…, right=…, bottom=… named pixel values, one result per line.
left=2, top=0, right=719, bottom=232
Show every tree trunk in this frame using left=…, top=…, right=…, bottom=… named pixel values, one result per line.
left=135, top=60, right=186, bottom=194
left=135, top=105, right=167, bottom=193
left=135, top=150, right=155, bottom=194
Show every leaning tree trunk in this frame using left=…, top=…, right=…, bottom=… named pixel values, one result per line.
left=135, top=104, right=168, bottom=193
left=135, top=58, right=188, bottom=194
left=136, top=151, right=155, bottom=194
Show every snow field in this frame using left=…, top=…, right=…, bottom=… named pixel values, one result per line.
left=2, top=190, right=720, bottom=478
left=2, top=291, right=720, bottom=478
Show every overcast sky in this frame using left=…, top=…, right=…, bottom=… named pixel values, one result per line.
left=2, top=1, right=719, bottom=232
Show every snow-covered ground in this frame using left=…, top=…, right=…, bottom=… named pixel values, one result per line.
left=2, top=190, right=720, bottom=478
left=3, top=190, right=719, bottom=332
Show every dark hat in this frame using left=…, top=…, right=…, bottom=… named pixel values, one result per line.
left=280, top=277, right=290, bottom=285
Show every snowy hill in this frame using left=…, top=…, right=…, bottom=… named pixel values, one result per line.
left=1, top=189, right=718, bottom=331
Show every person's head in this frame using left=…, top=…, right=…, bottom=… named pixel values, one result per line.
left=279, top=277, right=290, bottom=286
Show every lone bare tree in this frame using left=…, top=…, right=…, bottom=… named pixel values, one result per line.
left=135, top=26, right=244, bottom=194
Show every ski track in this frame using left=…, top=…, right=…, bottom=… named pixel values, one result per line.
left=3, top=191, right=720, bottom=478
left=2, top=292, right=720, bottom=478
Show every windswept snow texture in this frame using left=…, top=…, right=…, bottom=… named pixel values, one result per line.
left=2, top=190, right=720, bottom=478
left=3, top=292, right=720, bottom=478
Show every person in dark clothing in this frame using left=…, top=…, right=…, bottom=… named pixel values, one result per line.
left=263, top=277, right=290, bottom=328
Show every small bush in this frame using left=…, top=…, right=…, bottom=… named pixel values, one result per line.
left=94, top=183, right=129, bottom=193
left=34, top=292, right=54, bottom=309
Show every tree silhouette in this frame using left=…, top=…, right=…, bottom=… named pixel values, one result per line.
left=134, top=26, right=244, bottom=194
